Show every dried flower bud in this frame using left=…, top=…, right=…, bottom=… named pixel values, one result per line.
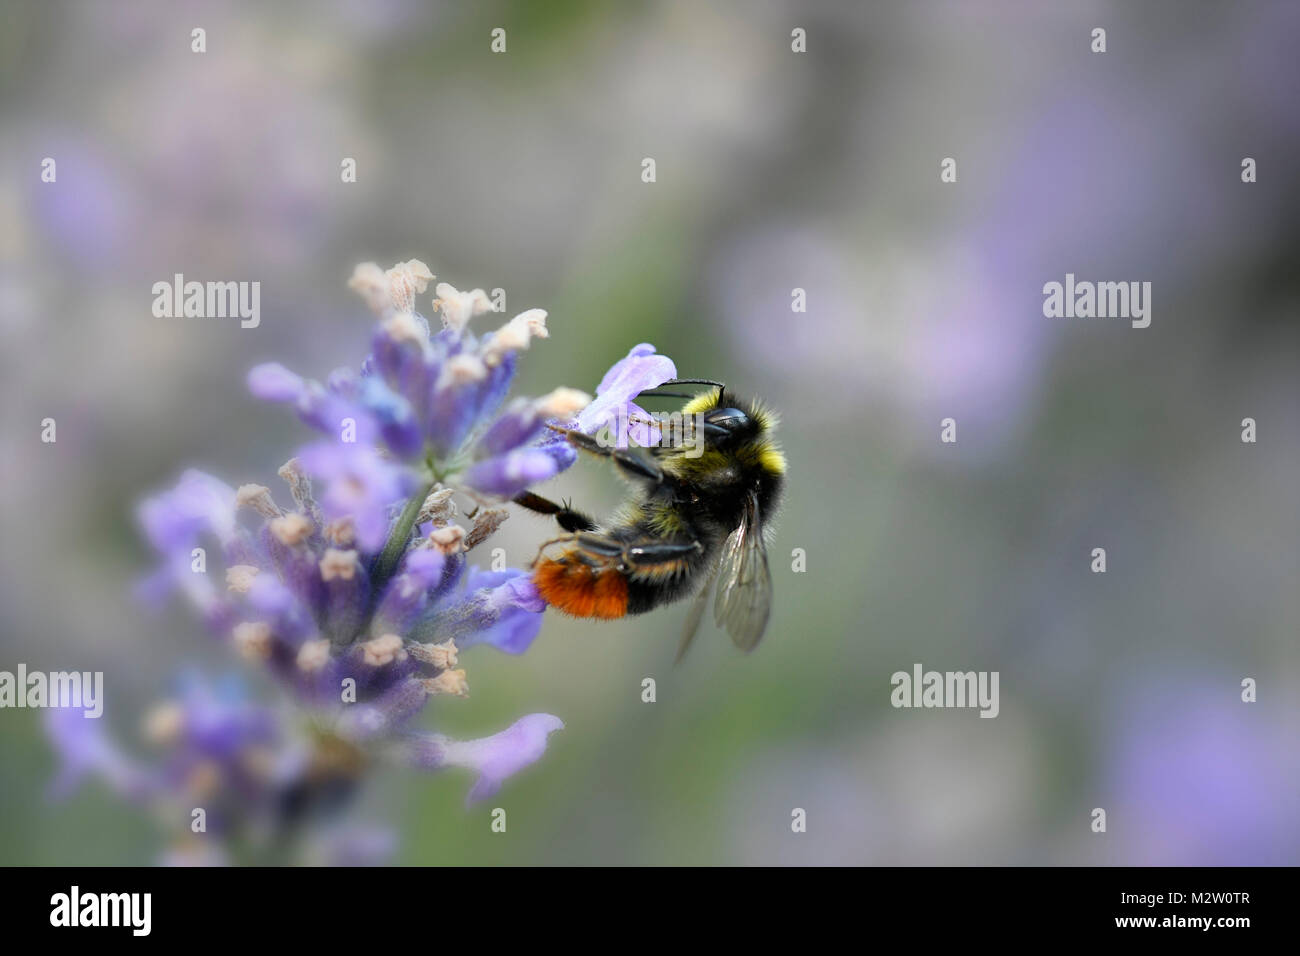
left=141, top=701, right=186, bottom=746
left=421, top=669, right=469, bottom=698
left=323, top=517, right=356, bottom=547
left=236, top=484, right=282, bottom=519
left=362, top=634, right=408, bottom=667
left=319, top=548, right=359, bottom=582
left=534, top=387, right=591, bottom=419
left=232, top=621, right=272, bottom=661
left=429, top=524, right=466, bottom=555
left=296, top=639, right=331, bottom=673
left=225, top=564, right=260, bottom=594
left=270, top=512, right=314, bottom=546
left=348, top=261, right=391, bottom=314
left=386, top=259, right=435, bottom=314
left=465, top=508, right=509, bottom=550
left=409, top=638, right=458, bottom=670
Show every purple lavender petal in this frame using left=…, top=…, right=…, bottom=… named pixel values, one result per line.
left=463, top=448, right=561, bottom=498
left=360, top=376, right=424, bottom=459
left=320, top=562, right=369, bottom=647
left=368, top=324, right=417, bottom=391
left=175, top=671, right=278, bottom=760
left=575, top=343, right=676, bottom=437
left=247, top=363, right=306, bottom=403
left=326, top=366, right=361, bottom=400
left=134, top=547, right=222, bottom=616
left=246, top=574, right=317, bottom=645
left=478, top=399, right=543, bottom=457
left=535, top=428, right=578, bottom=472
left=45, top=708, right=152, bottom=801
left=411, top=529, right=467, bottom=605
left=474, top=352, right=517, bottom=427
left=624, top=403, right=662, bottom=447
left=425, top=381, right=478, bottom=456
left=432, top=569, right=546, bottom=655
left=369, top=548, right=446, bottom=638
left=260, top=524, right=328, bottom=623
left=338, top=677, right=428, bottom=741
left=474, top=606, right=544, bottom=655
left=401, top=713, right=565, bottom=804
left=296, top=381, right=381, bottom=445
left=297, top=442, right=414, bottom=552
left=138, top=469, right=238, bottom=555
left=500, top=574, right=546, bottom=613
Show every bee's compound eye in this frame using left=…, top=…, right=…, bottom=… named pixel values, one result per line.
left=704, top=407, right=749, bottom=431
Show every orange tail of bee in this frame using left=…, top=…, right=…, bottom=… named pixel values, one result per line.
left=534, top=557, right=629, bottom=619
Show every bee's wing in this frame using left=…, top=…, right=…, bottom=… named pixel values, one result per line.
left=674, top=558, right=721, bottom=666
left=713, top=490, right=772, bottom=652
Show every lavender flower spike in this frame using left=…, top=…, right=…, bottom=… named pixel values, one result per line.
left=57, top=257, right=681, bottom=861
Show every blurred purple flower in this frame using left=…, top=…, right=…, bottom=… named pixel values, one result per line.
left=29, top=138, right=135, bottom=272
left=47, top=669, right=566, bottom=861
left=1107, top=682, right=1300, bottom=865
left=403, top=713, right=566, bottom=804
left=138, top=469, right=239, bottom=554
left=46, top=706, right=150, bottom=801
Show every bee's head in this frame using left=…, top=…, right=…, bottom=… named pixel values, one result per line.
left=683, top=387, right=786, bottom=480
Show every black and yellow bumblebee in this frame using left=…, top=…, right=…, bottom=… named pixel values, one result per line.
left=513, top=379, right=784, bottom=660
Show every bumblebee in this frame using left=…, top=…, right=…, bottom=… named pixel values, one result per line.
left=513, top=379, right=785, bottom=660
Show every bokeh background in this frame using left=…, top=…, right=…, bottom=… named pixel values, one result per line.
left=1, top=0, right=1296, bottom=865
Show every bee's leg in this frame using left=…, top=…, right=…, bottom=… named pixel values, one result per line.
left=623, top=539, right=703, bottom=568
left=532, top=530, right=623, bottom=570
left=610, top=449, right=662, bottom=483
left=511, top=490, right=598, bottom=532
left=546, top=533, right=699, bottom=573
left=548, top=426, right=665, bottom=485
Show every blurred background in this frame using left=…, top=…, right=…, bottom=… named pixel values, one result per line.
left=1, top=0, right=1296, bottom=865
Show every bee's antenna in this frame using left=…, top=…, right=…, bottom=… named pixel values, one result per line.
left=654, top=378, right=727, bottom=404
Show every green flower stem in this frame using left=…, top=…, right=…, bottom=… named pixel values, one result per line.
left=371, top=478, right=434, bottom=593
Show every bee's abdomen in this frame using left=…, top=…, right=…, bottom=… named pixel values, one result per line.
left=624, top=557, right=700, bottom=614
left=534, top=557, right=629, bottom=619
